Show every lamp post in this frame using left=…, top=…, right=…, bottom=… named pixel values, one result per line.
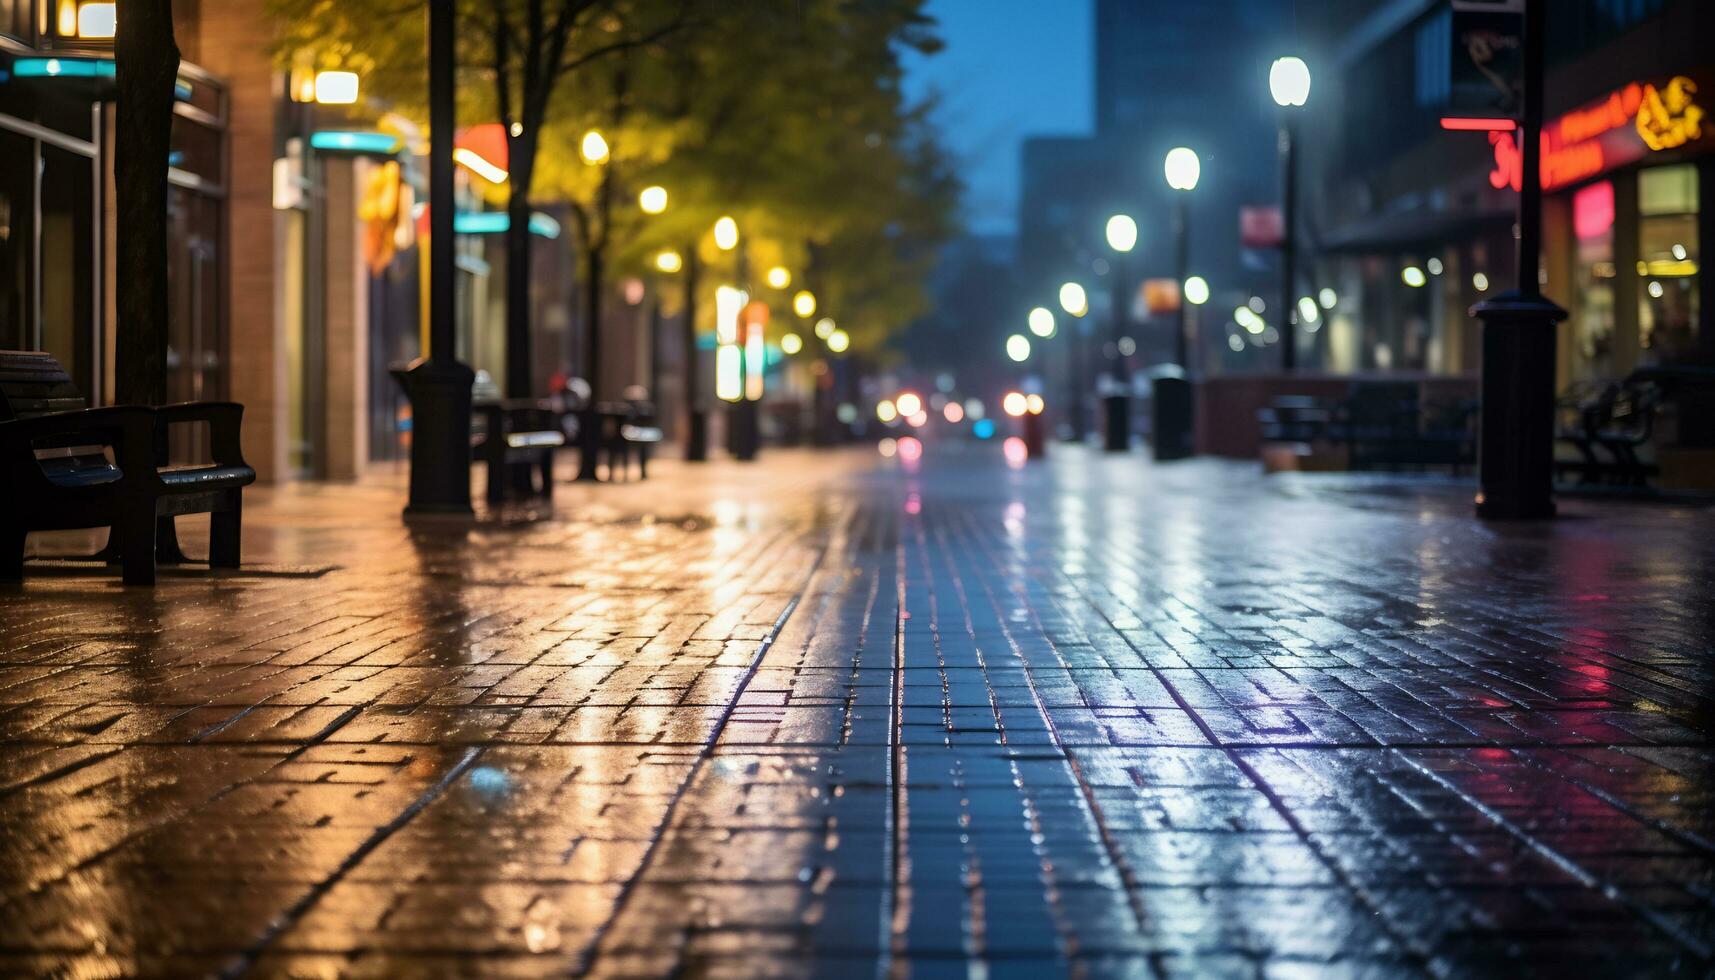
left=1270, top=56, right=1310, bottom=372
left=1153, top=147, right=1201, bottom=461
left=400, top=0, right=475, bottom=516
left=677, top=243, right=707, bottom=461
left=1163, top=147, right=1200, bottom=369
left=1473, top=0, right=1563, bottom=519
left=1103, top=214, right=1137, bottom=452
left=1058, top=281, right=1089, bottom=442
left=712, top=216, right=760, bottom=461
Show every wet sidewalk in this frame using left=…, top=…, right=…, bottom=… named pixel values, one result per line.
left=4, top=448, right=1715, bottom=977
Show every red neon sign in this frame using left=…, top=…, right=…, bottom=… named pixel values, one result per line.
left=1441, top=117, right=1516, bottom=131
left=1482, top=75, right=1706, bottom=193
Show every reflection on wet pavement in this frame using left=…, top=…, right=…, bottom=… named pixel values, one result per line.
left=3, top=449, right=1714, bottom=976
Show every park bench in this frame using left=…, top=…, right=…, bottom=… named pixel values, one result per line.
left=1258, top=384, right=1476, bottom=473
left=0, top=350, right=254, bottom=585
left=471, top=373, right=565, bottom=506
left=1556, top=375, right=1664, bottom=486
left=598, top=399, right=663, bottom=480
left=1341, top=382, right=1476, bottom=472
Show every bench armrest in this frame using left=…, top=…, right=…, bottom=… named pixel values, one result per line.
left=0, top=405, right=156, bottom=450
left=155, top=401, right=248, bottom=466
left=0, top=406, right=158, bottom=493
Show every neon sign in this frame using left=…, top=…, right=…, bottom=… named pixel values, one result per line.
left=1486, top=74, right=1707, bottom=192
left=1637, top=76, right=1704, bottom=150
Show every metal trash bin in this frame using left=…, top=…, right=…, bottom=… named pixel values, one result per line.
left=1151, top=369, right=1193, bottom=461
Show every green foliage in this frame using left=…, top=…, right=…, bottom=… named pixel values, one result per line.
left=265, top=0, right=961, bottom=359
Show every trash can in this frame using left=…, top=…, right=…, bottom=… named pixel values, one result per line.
left=1151, top=369, right=1193, bottom=461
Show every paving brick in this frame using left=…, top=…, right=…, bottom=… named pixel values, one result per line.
left=3, top=453, right=1714, bottom=975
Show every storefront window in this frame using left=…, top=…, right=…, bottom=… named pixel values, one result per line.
left=0, top=128, right=31, bottom=354
left=1638, top=165, right=1698, bottom=364
left=0, top=0, right=29, bottom=40
left=39, top=143, right=95, bottom=391
left=1573, top=180, right=1617, bottom=378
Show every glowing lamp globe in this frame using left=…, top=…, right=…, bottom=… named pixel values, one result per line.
left=1164, top=147, right=1200, bottom=191
left=1027, top=306, right=1056, bottom=338
left=1183, top=276, right=1210, bottom=306
left=712, top=216, right=739, bottom=251
left=1105, top=214, right=1138, bottom=253
left=1270, top=57, right=1311, bottom=108
left=1005, top=334, right=1031, bottom=362
left=1058, top=282, right=1088, bottom=317
left=579, top=130, right=610, bottom=164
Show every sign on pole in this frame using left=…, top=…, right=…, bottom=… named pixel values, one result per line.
left=1239, top=205, right=1284, bottom=249
left=1451, top=0, right=1524, bottom=119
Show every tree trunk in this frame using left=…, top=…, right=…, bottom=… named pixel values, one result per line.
left=681, top=246, right=699, bottom=407
left=503, top=193, right=533, bottom=398
left=114, top=1, right=180, bottom=407
left=681, top=244, right=705, bottom=461
left=503, top=132, right=537, bottom=399
left=575, top=243, right=604, bottom=480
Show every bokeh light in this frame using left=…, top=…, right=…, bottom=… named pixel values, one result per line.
left=580, top=130, right=610, bottom=164
left=1028, top=307, right=1056, bottom=338
left=1184, top=276, right=1210, bottom=305
left=713, top=216, right=739, bottom=250
left=1059, top=282, right=1088, bottom=317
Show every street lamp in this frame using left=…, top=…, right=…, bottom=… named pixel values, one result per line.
left=1027, top=306, right=1055, bottom=338
left=1270, top=56, right=1310, bottom=371
left=579, top=129, right=610, bottom=165
left=1057, top=281, right=1090, bottom=440
left=401, top=0, right=475, bottom=516
left=766, top=266, right=791, bottom=289
left=1006, top=334, right=1031, bottom=362
left=312, top=70, right=360, bottom=105
left=1163, top=147, right=1201, bottom=191
left=1163, top=147, right=1198, bottom=370
left=1184, top=276, right=1210, bottom=306
left=1269, top=56, right=1311, bottom=107
left=1102, top=213, right=1140, bottom=453
left=1154, top=146, right=1201, bottom=462
left=638, top=185, right=668, bottom=214
left=1104, top=214, right=1137, bottom=253
left=1058, top=281, right=1088, bottom=317
left=713, top=215, right=738, bottom=251
left=792, top=290, right=816, bottom=318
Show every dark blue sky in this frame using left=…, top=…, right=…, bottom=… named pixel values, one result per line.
left=901, top=0, right=1093, bottom=238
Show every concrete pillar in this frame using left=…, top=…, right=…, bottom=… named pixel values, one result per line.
left=320, top=156, right=370, bottom=480
left=186, top=0, right=289, bottom=483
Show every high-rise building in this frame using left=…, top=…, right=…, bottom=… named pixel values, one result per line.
left=1017, top=0, right=1308, bottom=382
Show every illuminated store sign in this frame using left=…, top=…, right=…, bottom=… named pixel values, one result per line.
left=1488, top=74, right=1707, bottom=192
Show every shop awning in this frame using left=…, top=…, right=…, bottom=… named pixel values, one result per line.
left=1319, top=207, right=1514, bottom=255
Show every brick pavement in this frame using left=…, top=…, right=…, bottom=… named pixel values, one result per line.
left=3, top=448, right=1714, bottom=977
